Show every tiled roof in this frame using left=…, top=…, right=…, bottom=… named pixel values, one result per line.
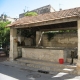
left=8, top=7, right=80, bottom=27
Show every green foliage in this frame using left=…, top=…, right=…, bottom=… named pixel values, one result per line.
left=24, top=12, right=37, bottom=16
left=0, top=21, right=11, bottom=47
left=59, top=30, right=77, bottom=33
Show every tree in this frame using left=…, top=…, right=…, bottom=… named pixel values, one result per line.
left=0, top=21, right=11, bottom=48
left=24, top=12, right=37, bottom=16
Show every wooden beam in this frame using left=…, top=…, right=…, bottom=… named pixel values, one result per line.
left=40, top=27, right=77, bottom=31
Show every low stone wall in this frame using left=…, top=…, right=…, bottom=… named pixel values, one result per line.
left=22, top=48, right=67, bottom=62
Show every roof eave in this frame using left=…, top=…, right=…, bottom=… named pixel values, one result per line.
left=9, top=16, right=78, bottom=28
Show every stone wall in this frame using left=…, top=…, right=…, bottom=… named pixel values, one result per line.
left=42, top=33, right=77, bottom=48
left=19, top=32, right=77, bottom=48
left=22, top=48, right=67, bottom=62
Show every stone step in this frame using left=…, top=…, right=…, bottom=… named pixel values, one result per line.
left=27, top=63, right=77, bottom=75
left=16, top=58, right=77, bottom=69
left=16, top=58, right=77, bottom=75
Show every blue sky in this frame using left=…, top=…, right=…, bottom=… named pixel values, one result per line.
left=0, top=0, right=80, bottom=18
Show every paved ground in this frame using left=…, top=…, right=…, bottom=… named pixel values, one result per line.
left=0, top=57, right=80, bottom=80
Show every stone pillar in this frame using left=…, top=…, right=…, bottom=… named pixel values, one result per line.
left=77, top=19, right=80, bottom=75
left=36, top=31, right=42, bottom=47
left=9, top=28, right=18, bottom=61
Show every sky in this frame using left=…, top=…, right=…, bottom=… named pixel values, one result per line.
left=0, top=0, right=80, bottom=18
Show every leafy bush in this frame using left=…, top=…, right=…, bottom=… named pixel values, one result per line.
left=24, top=12, right=37, bottom=16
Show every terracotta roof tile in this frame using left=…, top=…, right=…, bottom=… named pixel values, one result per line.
left=8, top=7, right=80, bottom=27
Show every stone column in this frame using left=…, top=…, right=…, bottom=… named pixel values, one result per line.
left=9, top=28, right=18, bottom=61
left=36, top=31, right=42, bottom=47
left=77, top=19, right=80, bottom=75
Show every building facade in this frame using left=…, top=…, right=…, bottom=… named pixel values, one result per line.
left=19, top=5, right=55, bottom=18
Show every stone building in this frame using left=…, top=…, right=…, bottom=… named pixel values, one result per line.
left=7, top=7, right=80, bottom=75
left=19, top=5, right=55, bottom=18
